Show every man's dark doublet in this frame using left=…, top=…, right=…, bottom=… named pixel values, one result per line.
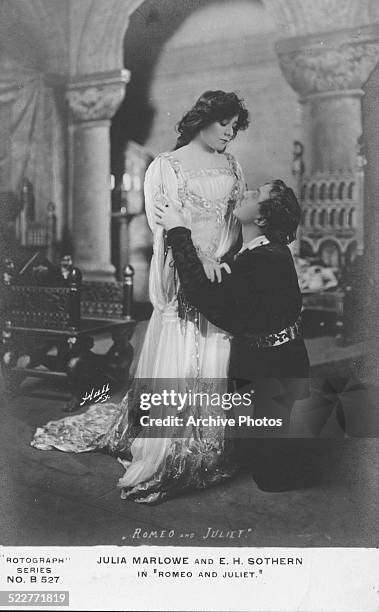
left=168, top=227, right=311, bottom=490
left=167, top=227, right=309, bottom=392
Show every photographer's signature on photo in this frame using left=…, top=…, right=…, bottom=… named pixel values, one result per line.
left=80, top=383, right=110, bottom=406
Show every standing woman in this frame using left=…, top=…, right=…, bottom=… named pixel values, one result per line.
left=32, top=91, right=249, bottom=503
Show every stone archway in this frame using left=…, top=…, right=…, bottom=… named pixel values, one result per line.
left=73, top=0, right=144, bottom=76
left=71, top=0, right=282, bottom=78
left=7, top=0, right=378, bottom=84
left=73, top=0, right=378, bottom=78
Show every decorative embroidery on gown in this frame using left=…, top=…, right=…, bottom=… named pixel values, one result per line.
left=31, top=152, right=245, bottom=503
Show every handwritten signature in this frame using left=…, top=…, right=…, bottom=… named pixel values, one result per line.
left=80, top=383, right=110, bottom=406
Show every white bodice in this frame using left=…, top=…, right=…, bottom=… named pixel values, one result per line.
left=146, top=152, right=244, bottom=260
left=143, top=150, right=245, bottom=310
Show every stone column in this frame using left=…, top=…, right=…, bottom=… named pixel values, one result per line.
left=66, top=69, right=130, bottom=281
left=277, top=26, right=379, bottom=379
left=277, top=27, right=379, bottom=174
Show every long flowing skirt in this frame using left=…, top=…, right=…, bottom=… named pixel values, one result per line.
left=31, top=306, right=235, bottom=503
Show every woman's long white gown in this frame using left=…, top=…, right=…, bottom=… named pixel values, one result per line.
left=31, top=151, right=245, bottom=503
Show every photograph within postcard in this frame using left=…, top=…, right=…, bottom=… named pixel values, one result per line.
left=0, top=1, right=378, bottom=610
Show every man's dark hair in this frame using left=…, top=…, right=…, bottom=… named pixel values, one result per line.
left=259, top=180, right=301, bottom=245
left=175, top=90, right=249, bottom=149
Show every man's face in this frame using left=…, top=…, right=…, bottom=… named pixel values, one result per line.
left=234, top=183, right=272, bottom=224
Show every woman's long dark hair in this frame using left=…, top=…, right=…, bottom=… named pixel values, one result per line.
left=175, top=90, right=249, bottom=149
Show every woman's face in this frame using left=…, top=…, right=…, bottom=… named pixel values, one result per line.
left=199, top=115, right=238, bottom=152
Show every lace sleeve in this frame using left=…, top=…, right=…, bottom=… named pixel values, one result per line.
left=167, top=227, right=233, bottom=330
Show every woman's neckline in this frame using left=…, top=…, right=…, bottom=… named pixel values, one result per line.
left=165, top=150, right=233, bottom=175
left=183, top=166, right=234, bottom=178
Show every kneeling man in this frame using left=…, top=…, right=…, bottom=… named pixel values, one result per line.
left=156, top=180, right=310, bottom=491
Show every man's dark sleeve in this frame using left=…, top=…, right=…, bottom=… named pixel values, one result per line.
left=167, top=227, right=233, bottom=329
left=168, top=227, right=272, bottom=336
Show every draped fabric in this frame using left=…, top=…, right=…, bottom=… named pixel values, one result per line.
left=0, top=68, right=63, bottom=221
left=32, top=151, right=246, bottom=503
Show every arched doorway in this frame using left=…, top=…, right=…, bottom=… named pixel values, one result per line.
left=110, top=0, right=301, bottom=298
left=112, top=0, right=300, bottom=186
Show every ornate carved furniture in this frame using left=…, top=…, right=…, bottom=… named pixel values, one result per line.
left=1, top=254, right=136, bottom=411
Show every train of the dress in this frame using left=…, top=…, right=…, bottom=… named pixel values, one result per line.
left=31, top=309, right=235, bottom=503
left=31, top=396, right=236, bottom=504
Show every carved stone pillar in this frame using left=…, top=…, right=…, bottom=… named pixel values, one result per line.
left=277, top=27, right=379, bottom=173
left=66, top=70, right=130, bottom=281
left=278, top=27, right=379, bottom=379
